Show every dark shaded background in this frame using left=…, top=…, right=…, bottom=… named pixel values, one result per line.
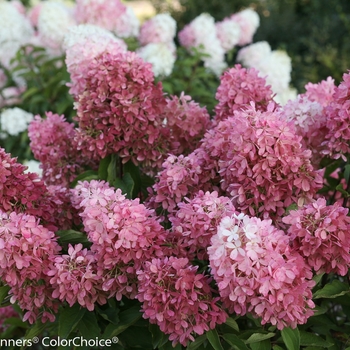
left=149, top=0, right=350, bottom=92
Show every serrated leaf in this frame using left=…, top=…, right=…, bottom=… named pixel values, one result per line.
left=222, top=334, right=249, bottom=350
left=225, top=317, right=239, bottom=332
left=245, top=333, right=275, bottom=344
left=206, top=329, right=224, bottom=350
left=313, top=279, right=350, bottom=299
left=58, top=303, right=86, bottom=339
left=281, top=327, right=300, bottom=350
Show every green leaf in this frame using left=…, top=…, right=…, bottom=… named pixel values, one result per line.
left=102, top=303, right=141, bottom=338
left=281, top=327, right=300, bottom=350
left=222, top=334, right=249, bottom=350
left=78, top=311, right=101, bottom=339
left=58, top=303, right=86, bottom=339
left=335, top=183, right=350, bottom=197
left=245, top=333, right=275, bottom=344
left=24, top=319, right=52, bottom=340
left=0, top=285, right=10, bottom=304
left=250, top=339, right=272, bottom=350
left=206, top=329, right=224, bottom=350
left=299, top=331, right=333, bottom=348
left=96, top=304, right=120, bottom=325
left=225, top=317, right=239, bottom=332
left=107, top=154, right=118, bottom=185
left=55, top=229, right=90, bottom=246
left=313, top=273, right=325, bottom=286
left=186, top=335, right=207, bottom=350
left=98, top=154, right=111, bottom=181
left=149, top=323, right=167, bottom=349
left=113, top=172, right=134, bottom=199
left=70, top=170, right=99, bottom=188
left=344, top=164, right=350, bottom=183
left=313, top=279, right=350, bottom=299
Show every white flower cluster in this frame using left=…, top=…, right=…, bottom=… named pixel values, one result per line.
left=63, top=24, right=127, bottom=96
left=179, top=13, right=227, bottom=77
left=23, top=159, right=43, bottom=177
left=215, top=19, right=241, bottom=52
left=0, top=107, right=34, bottom=137
left=137, top=13, right=177, bottom=77
left=0, top=2, right=34, bottom=67
left=237, top=41, right=297, bottom=104
left=137, top=43, right=176, bottom=77
left=114, top=6, right=140, bottom=38
left=37, top=1, right=76, bottom=55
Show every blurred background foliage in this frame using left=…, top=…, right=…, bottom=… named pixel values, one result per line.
left=149, top=0, right=350, bottom=92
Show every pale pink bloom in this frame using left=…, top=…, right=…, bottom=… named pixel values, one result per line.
left=283, top=198, right=350, bottom=276
left=137, top=257, right=227, bottom=346
left=304, top=76, right=336, bottom=107
left=230, top=8, right=260, bottom=46
left=138, top=13, right=176, bottom=46
left=215, top=18, right=241, bottom=52
left=64, top=24, right=127, bottom=97
left=208, top=214, right=315, bottom=329
left=74, top=0, right=126, bottom=34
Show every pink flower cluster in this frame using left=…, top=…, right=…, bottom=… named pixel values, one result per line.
left=0, top=305, right=18, bottom=332
left=0, top=211, right=61, bottom=323
left=304, top=76, right=336, bottom=107
left=74, top=51, right=169, bottom=169
left=147, top=151, right=218, bottom=214
left=28, top=112, right=97, bottom=187
left=0, top=147, right=77, bottom=231
left=215, top=64, right=275, bottom=122
left=165, top=92, right=212, bottom=154
left=137, top=257, right=227, bottom=346
left=208, top=214, right=315, bottom=330
left=48, top=244, right=107, bottom=311
left=323, top=71, right=350, bottom=159
left=74, top=0, right=126, bottom=35
left=283, top=198, right=350, bottom=276
left=202, top=103, right=323, bottom=220
left=169, top=190, right=236, bottom=260
left=280, top=95, right=328, bottom=166
left=71, top=180, right=167, bottom=300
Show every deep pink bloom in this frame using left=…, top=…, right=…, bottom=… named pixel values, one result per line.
left=283, top=198, right=350, bottom=276
left=202, top=103, right=323, bottom=221
left=74, top=51, right=169, bottom=169
left=208, top=214, right=315, bottom=329
left=47, top=244, right=107, bottom=311
left=323, top=71, right=350, bottom=159
left=28, top=111, right=97, bottom=187
left=215, top=64, right=275, bottom=122
left=137, top=257, right=227, bottom=346
left=0, top=210, right=61, bottom=324
left=165, top=92, right=212, bottom=155
left=169, top=190, right=236, bottom=260
left=280, top=95, right=328, bottom=166
left=71, top=180, right=167, bottom=300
